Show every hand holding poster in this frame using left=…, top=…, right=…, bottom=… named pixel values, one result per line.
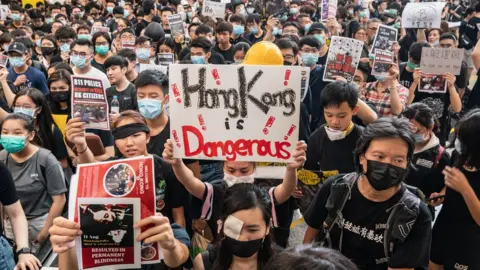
left=419, top=74, right=447, bottom=93
left=402, top=2, right=446, bottom=29
left=157, top=53, right=175, bottom=66
left=371, top=50, right=394, bottom=77
left=371, top=25, right=398, bottom=54
left=71, top=75, right=110, bottom=130
left=169, top=64, right=302, bottom=162
left=420, top=47, right=464, bottom=75
left=202, top=1, right=226, bottom=18
left=167, top=14, right=185, bottom=35
left=323, top=36, right=363, bottom=82
left=69, top=156, right=160, bottom=268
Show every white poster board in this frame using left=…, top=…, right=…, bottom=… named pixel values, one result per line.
left=402, top=2, right=446, bottom=29
left=420, top=47, right=464, bottom=75
left=202, top=1, right=226, bottom=18
left=139, top=64, right=168, bottom=75
left=0, top=5, right=9, bottom=21
left=169, top=64, right=303, bottom=162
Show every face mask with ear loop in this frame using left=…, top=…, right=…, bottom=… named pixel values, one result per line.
left=221, top=215, right=267, bottom=258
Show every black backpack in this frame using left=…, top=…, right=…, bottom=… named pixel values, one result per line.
left=318, top=173, right=423, bottom=262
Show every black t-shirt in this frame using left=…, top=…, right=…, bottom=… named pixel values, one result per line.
left=52, top=125, right=69, bottom=160
left=183, top=51, right=226, bottom=64
left=466, top=68, right=480, bottom=110
left=464, top=17, right=480, bottom=45
left=0, top=162, right=19, bottom=233
left=134, top=16, right=162, bottom=36
left=230, top=36, right=251, bottom=46
left=91, top=59, right=106, bottom=73
left=305, top=175, right=432, bottom=270
left=213, top=44, right=234, bottom=63
left=317, top=51, right=327, bottom=66
left=245, top=31, right=266, bottom=45
left=304, top=124, right=363, bottom=174
left=106, top=83, right=138, bottom=113
left=448, top=5, right=464, bottom=22
left=147, top=118, right=196, bottom=165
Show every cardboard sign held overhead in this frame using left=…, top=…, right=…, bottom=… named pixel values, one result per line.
left=323, top=36, right=364, bottom=82
left=202, top=1, right=226, bottom=18
left=420, top=47, right=464, bottom=75
left=71, top=76, right=110, bottom=130
left=371, top=50, right=394, bottom=77
left=321, top=0, right=337, bottom=21
left=169, top=64, right=303, bottom=162
left=167, top=14, right=185, bottom=35
left=371, top=24, right=397, bottom=54
left=402, top=2, right=446, bottom=29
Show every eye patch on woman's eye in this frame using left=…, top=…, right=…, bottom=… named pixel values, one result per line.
left=224, top=215, right=244, bottom=240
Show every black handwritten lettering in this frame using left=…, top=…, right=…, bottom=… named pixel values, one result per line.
left=236, top=119, right=244, bottom=130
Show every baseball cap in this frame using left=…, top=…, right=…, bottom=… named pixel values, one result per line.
left=7, top=42, right=28, bottom=55
left=307, top=22, right=328, bottom=35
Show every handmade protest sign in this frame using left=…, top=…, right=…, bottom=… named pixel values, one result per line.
left=371, top=50, right=394, bottom=77
left=402, top=2, right=446, bottom=29
left=420, top=47, right=464, bottom=75
left=69, top=156, right=160, bottom=267
left=202, top=1, right=226, bottom=18
left=92, top=26, right=110, bottom=34
left=371, top=24, right=397, bottom=54
left=0, top=5, right=9, bottom=21
left=323, top=36, right=363, bottom=82
left=157, top=53, right=175, bottom=66
left=167, top=14, right=185, bottom=35
left=169, top=64, right=302, bottom=162
left=71, top=75, right=109, bottom=130
left=418, top=74, right=447, bottom=93
left=321, top=0, right=337, bottom=21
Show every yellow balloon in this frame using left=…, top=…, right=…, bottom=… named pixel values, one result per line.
left=242, top=41, right=284, bottom=65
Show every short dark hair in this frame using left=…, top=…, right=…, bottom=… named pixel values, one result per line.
left=246, top=14, right=261, bottom=24
left=439, top=32, right=457, bottom=42
left=475, top=2, right=480, bottom=13
left=465, top=7, right=475, bottom=17
left=215, top=22, right=233, bottom=34
left=195, top=24, right=213, bottom=35
left=143, top=0, right=156, bottom=15
left=135, top=36, right=151, bottom=46
left=92, top=31, right=111, bottom=48
left=190, top=37, right=212, bottom=53
left=232, top=42, right=250, bottom=55
left=320, top=81, right=358, bottom=110
left=116, top=48, right=137, bottom=62
left=48, top=62, right=74, bottom=75
left=76, top=24, right=91, bottom=34
left=70, top=38, right=94, bottom=51
left=10, top=29, right=26, bottom=39
left=354, top=117, right=415, bottom=173
left=408, top=42, right=430, bottom=63
left=283, top=21, right=300, bottom=31
left=55, top=26, right=77, bottom=40
left=14, top=37, right=34, bottom=51
left=105, top=55, right=128, bottom=70
left=456, top=109, right=480, bottom=168
left=276, top=38, right=299, bottom=55
left=298, top=35, right=321, bottom=50
left=134, top=69, right=169, bottom=95
left=11, top=4, right=24, bottom=13
left=230, top=14, right=246, bottom=25
left=160, top=7, right=173, bottom=14
left=0, top=33, right=12, bottom=44
left=402, top=102, right=436, bottom=130
left=356, top=62, right=371, bottom=81
left=119, top=27, right=135, bottom=38
left=188, top=22, right=201, bottom=33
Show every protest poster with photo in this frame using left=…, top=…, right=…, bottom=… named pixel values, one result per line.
left=418, top=74, right=447, bottom=93
left=77, top=198, right=141, bottom=270
left=371, top=24, right=397, bottom=54
left=300, top=67, right=310, bottom=102
left=157, top=53, right=175, bottom=66
left=0, top=55, right=8, bottom=67
left=71, top=75, right=109, bottom=130
left=420, top=47, right=464, bottom=76
left=69, top=156, right=161, bottom=266
left=321, top=0, right=337, bottom=21
left=323, top=36, right=363, bottom=82
left=92, top=26, right=110, bottom=34
left=371, top=50, right=394, bottom=77
left=202, top=1, right=226, bottom=18
left=139, top=64, right=168, bottom=75
left=167, top=14, right=185, bottom=35
left=168, top=64, right=303, bottom=162
left=402, top=2, right=446, bottom=29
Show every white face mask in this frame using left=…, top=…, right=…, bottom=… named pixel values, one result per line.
left=325, top=126, right=347, bottom=141
left=224, top=173, right=255, bottom=187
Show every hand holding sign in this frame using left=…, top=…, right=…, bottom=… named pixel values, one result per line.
left=444, top=72, right=456, bottom=88
left=49, top=216, right=81, bottom=254
left=163, top=139, right=181, bottom=166
left=65, top=117, right=87, bottom=149
left=286, top=141, right=307, bottom=170
left=134, top=214, right=175, bottom=249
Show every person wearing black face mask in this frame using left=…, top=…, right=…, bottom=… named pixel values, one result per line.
left=304, top=117, right=432, bottom=270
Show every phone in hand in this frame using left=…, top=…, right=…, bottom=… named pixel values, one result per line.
left=426, top=195, right=445, bottom=202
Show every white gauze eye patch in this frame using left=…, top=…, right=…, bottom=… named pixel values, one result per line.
left=223, top=215, right=244, bottom=240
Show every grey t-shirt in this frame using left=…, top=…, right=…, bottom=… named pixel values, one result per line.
left=0, top=148, right=67, bottom=218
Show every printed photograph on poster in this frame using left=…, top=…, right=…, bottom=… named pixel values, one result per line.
left=69, top=156, right=162, bottom=264
left=167, top=14, right=185, bottom=35
left=371, top=50, right=394, bottom=77
left=77, top=198, right=141, bottom=270
left=157, top=53, right=175, bottom=66
left=321, top=0, right=337, bottom=21
left=321, top=0, right=328, bottom=21
left=323, top=36, right=363, bottom=82
left=402, top=2, right=446, bottom=29
left=370, top=25, right=398, bottom=53
left=168, top=64, right=303, bottom=162
left=420, top=47, right=464, bottom=76
left=418, top=74, right=447, bottom=93
left=71, top=76, right=109, bottom=130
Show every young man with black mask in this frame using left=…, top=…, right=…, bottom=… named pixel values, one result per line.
left=304, top=117, right=432, bottom=270
left=276, top=38, right=299, bottom=66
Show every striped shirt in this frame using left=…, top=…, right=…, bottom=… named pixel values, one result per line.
left=361, top=82, right=409, bottom=117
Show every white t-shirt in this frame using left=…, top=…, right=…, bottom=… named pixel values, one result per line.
left=74, top=66, right=111, bottom=88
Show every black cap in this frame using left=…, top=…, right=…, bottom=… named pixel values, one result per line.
left=7, top=42, right=28, bottom=55
left=113, top=6, right=125, bottom=15
left=307, top=22, right=328, bottom=35
left=353, top=5, right=364, bottom=13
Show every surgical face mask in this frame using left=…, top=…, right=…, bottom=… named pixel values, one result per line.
left=11, top=14, right=23, bottom=21
left=314, top=34, right=324, bottom=45
left=60, top=43, right=70, bottom=53
left=191, top=55, right=206, bottom=64
left=359, top=11, right=366, bottom=18
left=59, top=19, right=67, bottom=26
left=13, top=107, right=36, bottom=118
left=0, top=135, right=28, bottom=153
left=455, top=138, right=463, bottom=155
left=107, top=7, right=114, bottom=14
left=348, top=9, right=354, bottom=15
left=223, top=173, right=255, bottom=187
left=272, top=27, right=280, bottom=36
left=70, top=55, right=88, bottom=68
left=9, top=57, right=25, bottom=68
left=46, top=17, right=54, bottom=24
left=304, top=23, right=311, bottom=33
left=239, top=8, right=247, bottom=15
left=407, top=61, right=419, bottom=70
left=2, top=44, right=9, bottom=52
left=249, top=26, right=259, bottom=35
left=124, top=10, right=130, bottom=17
left=290, top=8, right=298, bottom=15
left=413, top=133, right=426, bottom=143
left=136, top=48, right=151, bottom=61
left=35, top=40, right=41, bottom=47
left=432, top=41, right=439, bottom=47
left=233, top=24, right=245, bottom=35
left=78, top=34, right=91, bottom=40
left=234, top=59, right=243, bottom=64
left=138, top=98, right=163, bottom=119
left=187, top=11, right=193, bottom=18
left=95, top=45, right=109, bottom=56
left=301, top=53, right=318, bottom=66
left=246, top=7, right=255, bottom=13
left=374, top=75, right=387, bottom=82
left=364, top=159, right=407, bottom=191
left=324, top=126, right=348, bottom=141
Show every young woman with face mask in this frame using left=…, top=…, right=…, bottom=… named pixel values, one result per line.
left=193, top=184, right=275, bottom=269
left=91, top=31, right=114, bottom=73
left=162, top=138, right=307, bottom=241
left=0, top=113, right=67, bottom=253
left=39, top=36, right=59, bottom=68
left=402, top=103, right=450, bottom=211
left=430, top=109, right=480, bottom=270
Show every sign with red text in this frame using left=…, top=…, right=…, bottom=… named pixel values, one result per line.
left=71, top=75, right=109, bottom=130
left=169, top=64, right=302, bottom=162
left=69, top=156, right=161, bottom=268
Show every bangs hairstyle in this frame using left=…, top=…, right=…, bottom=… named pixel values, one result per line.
left=48, top=68, right=72, bottom=88
left=112, top=110, right=148, bottom=129
left=1, top=113, right=35, bottom=134
left=456, top=109, right=480, bottom=168
left=353, top=117, right=415, bottom=173
left=320, top=81, right=358, bottom=110
left=402, top=102, right=438, bottom=132
left=104, top=55, right=128, bottom=70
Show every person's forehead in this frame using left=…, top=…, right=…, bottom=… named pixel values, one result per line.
left=367, top=137, right=409, bottom=156
left=280, top=47, right=294, bottom=55
left=440, top=38, right=455, bottom=44
left=72, top=45, right=90, bottom=51
left=138, top=84, right=165, bottom=95
left=190, top=47, right=205, bottom=53
left=284, top=25, right=298, bottom=31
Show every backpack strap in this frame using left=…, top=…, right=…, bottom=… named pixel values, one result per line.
left=200, top=250, right=212, bottom=270
left=434, top=145, right=444, bottom=168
